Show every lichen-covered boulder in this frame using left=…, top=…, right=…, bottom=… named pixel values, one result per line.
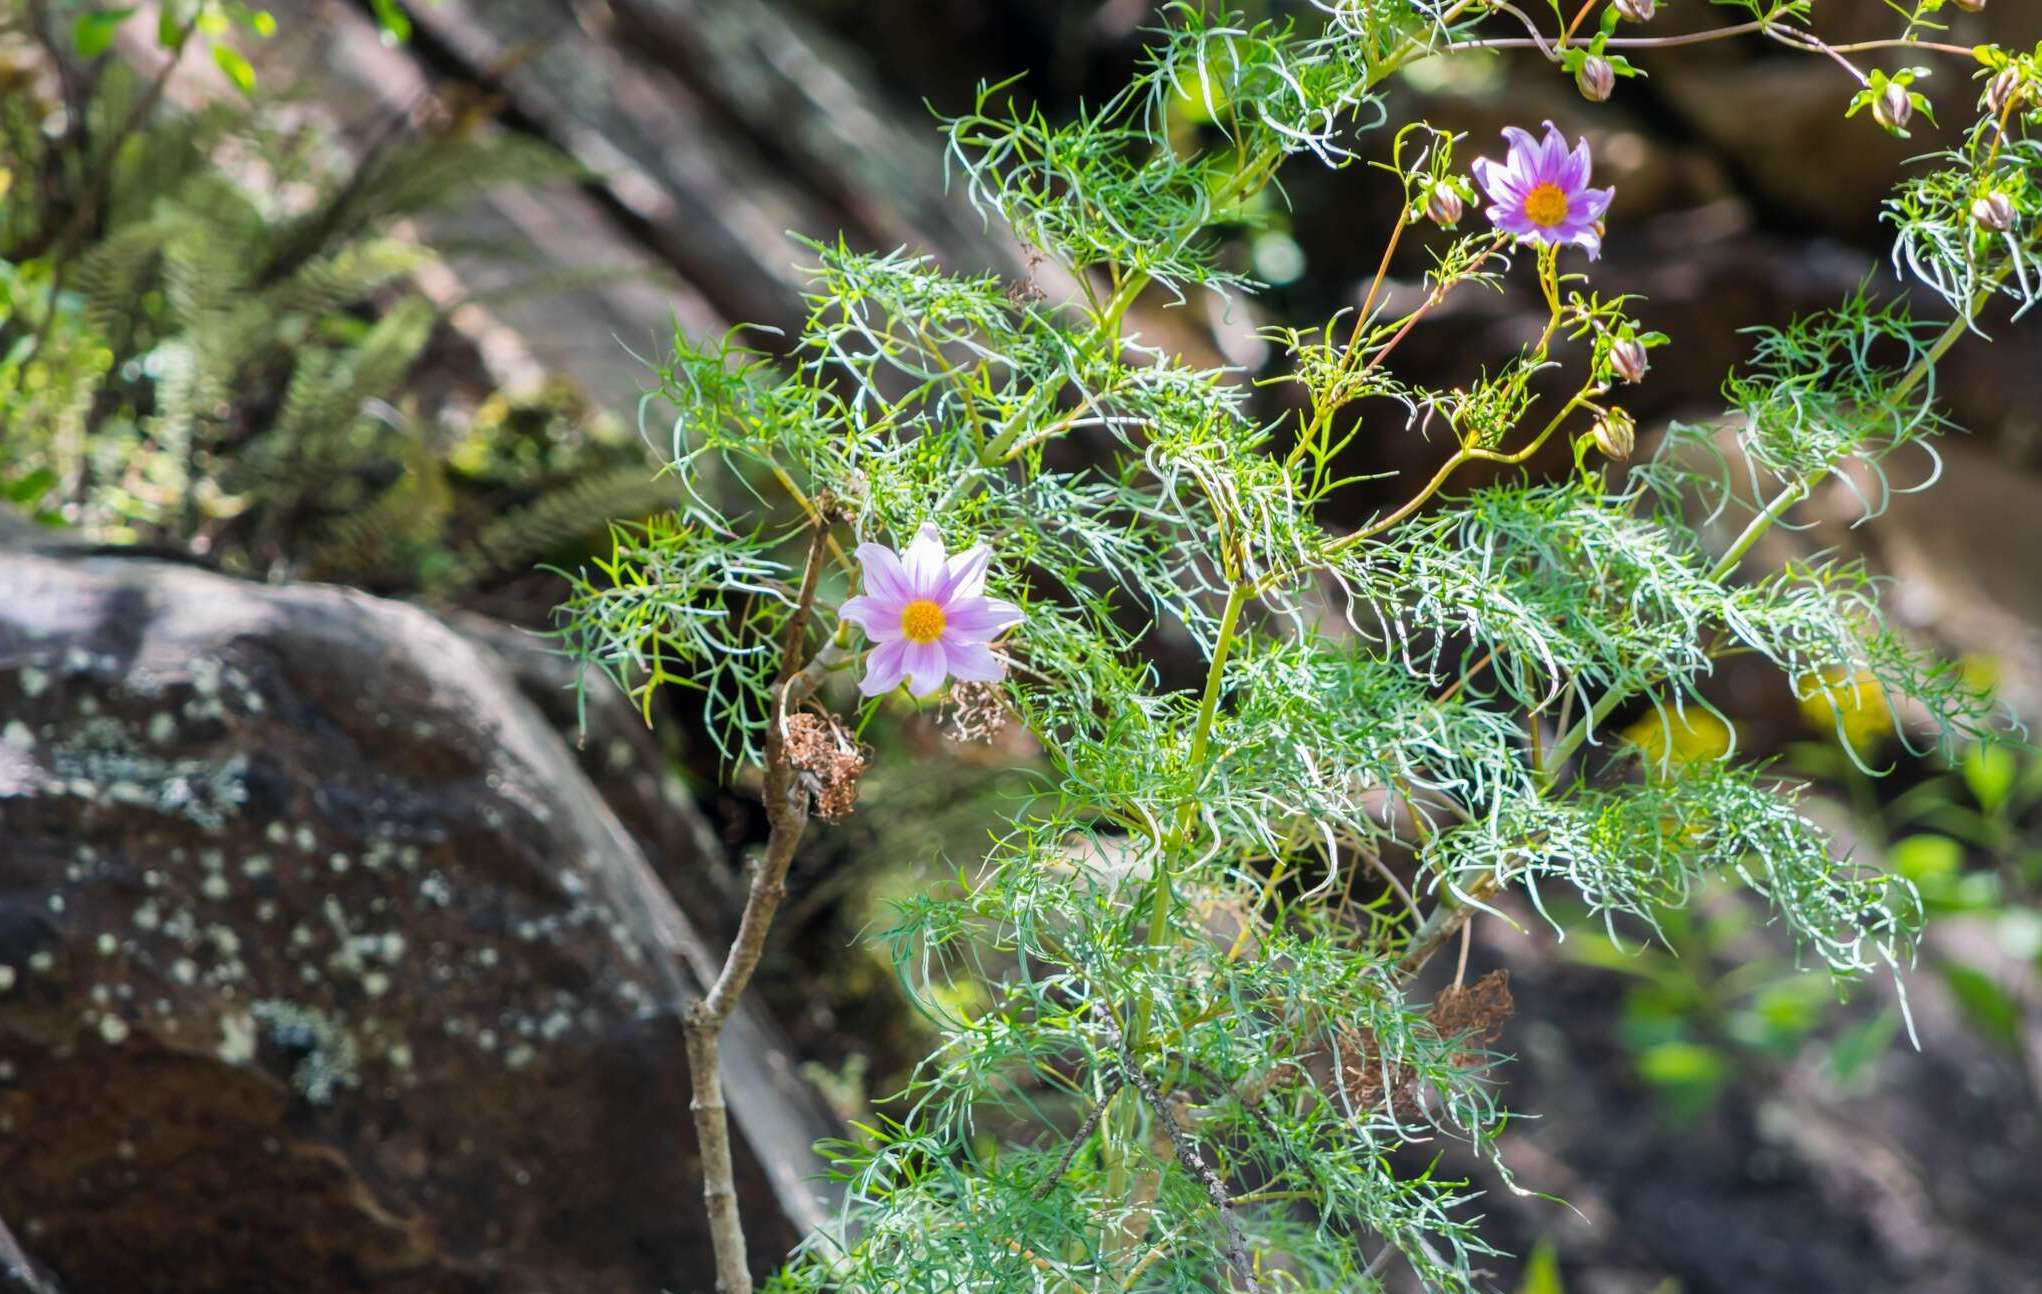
left=0, top=540, right=836, bottom=1293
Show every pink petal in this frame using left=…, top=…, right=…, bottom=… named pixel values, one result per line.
left=943, top=596, right=1024, bottom=640
left=856, top=542, right=912, bottom=604
left=839, top=593, right=904, bottom=642
left=902, top=640, right=948, bottom=697
left=1488, top=207, right=1541, bottom=239
left=859, top=640, right=910, bottom=696
left=1576, top=185, right=1615, bottom=223
left=1499, top=125, right=1541, bottom=165
left=1472, top=156, right=1525, bottom=209
left=1560, top=137, right=1593, bottom=192
left=1537, top=121, right=1569, bottom=177
left=942, top=639, right=1005, bottom=684
left=935, top=544, right=991, bottom=604
left=902, top=522, right=947, bottom=593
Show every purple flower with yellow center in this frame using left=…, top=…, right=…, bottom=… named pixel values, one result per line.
left=1472, top=121, right=1615, bottom=260
left=840, top=523, right=1024, bottom=698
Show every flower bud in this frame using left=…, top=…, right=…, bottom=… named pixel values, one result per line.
left=1576, top=56, right=1615, bottom=103
left=1951, top=0, right=1986, bottom=12
left=1986, top=68, right=2024, bottom=116
left=1872, top=82, right=1913, bottom=132
left=1973, top=192, right=2015, bottom=233
left=1609, top=337, right=1649, bottom=385
left=1425, top=185, right=1464, bottom=228
left=1592, top=408, right=1636, bottom=462
left=1613, top=0, right=1656, bottom=20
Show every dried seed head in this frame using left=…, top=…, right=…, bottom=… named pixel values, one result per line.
left=1873, top=82, right=1913, bottom=132
left=944, top=680, right=1013, bottom=744
left=1428, top=971, right=1516, bottom=1053
left=1425, top=185, right=1465, bottom=229
left=782, top=711, right=869, bottom=820
left=1593, top=408, right=1637, bottom=462
left=1613, top=0, right=1656, bottom=21
left=1973, top=191, right=2015, bottom=233
left=1609, top=337, right=1649, bottom=385
left=1576, top=56, right=1616, bottom=103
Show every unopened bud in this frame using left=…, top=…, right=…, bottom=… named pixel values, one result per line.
left=1986, top=68, right=2024, bottom=116
left=1609, top=338, right=1649, bottom=385
left=1951, top=0, right=1986, bottom=12
left=1613, top=0, right=1656, bottom=20
left=1425, top=185, right=1464, bottom=228
left=1592, top=409, right=1637, bottom=462
left=1576, top=56, right=1615, bottom=103
left=1872, top=82, right=1913, bottom=132
left=1973, top=192, right=2015, bottom=233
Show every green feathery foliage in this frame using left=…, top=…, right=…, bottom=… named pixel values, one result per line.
left=556, top=3, right=2040, bottom=1290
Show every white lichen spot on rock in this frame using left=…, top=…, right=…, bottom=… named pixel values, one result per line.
left=0, top=965, right=15, bottom=992
left=294, top=826, right=316, bottom=853
left=2, top=720, right=32, bottom=750
left=387, top=1042, right=413, bottom=1071
left=250, top=999, right=359, bottom=1104
left=96, top=933, right=117, bottom=956
left=28, top=951, right=54, bottom=974
left=133, top=900, right=161, bottom=931
left=201, top=874, right=231, bottom=901
left=20, top=665, right=49, bottom=697
left=147, top=713, right=177, bottom=744
left=218, top=1011, right=258, bottom=1065
left=97, top=1014, right=130, bottom=1045
left=329, top=853, right=350, bottom=874
left=171, top=958, right=198, bottom=986
left=362, top=971, right=391, bottom=998
left=242, top=854, right=272, bottom=878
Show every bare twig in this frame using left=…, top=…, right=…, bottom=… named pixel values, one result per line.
left=1103, top=1017, right=1261, bottom=1294
left=1031, top=1077, right=1124, bottom=1201
left=684, top=522, right=832, bottom=1294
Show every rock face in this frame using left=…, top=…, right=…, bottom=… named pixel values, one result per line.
left=0, top=536, right=837, bottom=1293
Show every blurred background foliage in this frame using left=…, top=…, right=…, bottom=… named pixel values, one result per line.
left=2, top=1, right=2039, bottom=1289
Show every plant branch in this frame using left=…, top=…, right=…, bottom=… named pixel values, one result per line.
left=1105, top=1016, right=1261, bottom=1294
left=1031, top=1078, right=1124, bottom=1201
left=683, top=521, right=831, bottom=1294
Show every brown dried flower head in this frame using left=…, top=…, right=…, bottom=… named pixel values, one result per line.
left=945, top=680, right=1014, bottom=744
left=782, top=711, right=869, bottom=820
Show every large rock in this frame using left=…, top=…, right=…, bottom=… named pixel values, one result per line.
left=0, top=536, right=836, bottom=1293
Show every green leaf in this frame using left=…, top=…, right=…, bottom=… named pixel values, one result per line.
left=212, top=42, right=257, bottom=96
left=369, top=0, right=412, bottom=42
left=1516, top=1239, right=1566, bottom=1294
left=1961, top=745, right=2018, bottom=816
left=1827, top=1008, right=1900, bottom=1085
left=1637, top=1040, right=1730, bottom=1088
left=158, top=5, right=190, bottom=50
left=72, top=7, right=137, bottom=59
left=1937, top=962, right=2021, bottom=1050
left=1889, top=833, right=1963, bottom=883
left=3, top=469, right=57, bottom=505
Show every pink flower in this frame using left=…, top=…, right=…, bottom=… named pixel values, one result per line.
left=1471, top=121, right=1615, bottom=260
left=839, top=523, right=1024, bottom=698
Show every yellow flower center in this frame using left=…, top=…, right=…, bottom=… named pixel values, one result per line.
left=899, top=598, right=947, bottom=644
left=1523, top=182, right=1569, bottom=228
